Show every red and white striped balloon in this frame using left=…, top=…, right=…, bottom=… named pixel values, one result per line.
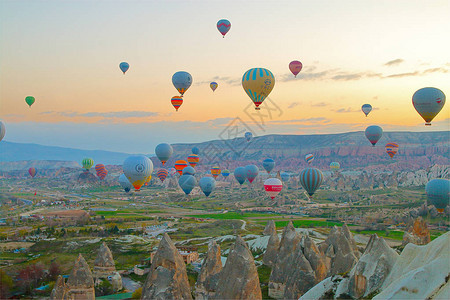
left=264, top=178, right=283, bottom=199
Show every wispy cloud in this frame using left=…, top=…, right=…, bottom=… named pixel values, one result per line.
left=268, top=117, right=331, bottom=125
left=288, top=102, right=300, bottom=108
left=384, top=59, right=404, bottom=66
left=423, top=67, right=449, bottom=74
left=40, top=111, right=158, bottom=119
left=385, top=71, right=419, bottom=78
left=195, top=76, right=240, bottom=86
left=311, top=102, right=329, bottom=107
left=334, top=107, right=359, bottom=113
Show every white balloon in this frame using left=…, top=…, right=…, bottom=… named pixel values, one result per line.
left=264, top=178, right=283, bottom=199
left=119, top=174, right=132, bottom=192
left=122, top=155, right=153, bottom=190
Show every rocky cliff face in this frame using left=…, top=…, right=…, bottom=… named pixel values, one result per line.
left=195, top=241, right=223, bottom=300
left=65, top=254, right=95, bottom=300
left=214, top=236, right=262, bottom=300
left=50, top=275, right=67, bottom=300
left=402, top=217, right=431, bottom=246
left=263, top=220, right=276, bottom=236
left=93, top=242, right=122, bottom=292
left=263, top=230, right=279, bottom=267
left=141, top=233, right=192, bottom=300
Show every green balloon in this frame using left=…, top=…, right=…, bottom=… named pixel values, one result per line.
left=25, top=96, right=35, bottom=107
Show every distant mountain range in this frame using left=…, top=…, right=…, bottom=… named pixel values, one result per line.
left=0, top=131, right=448, bottom=171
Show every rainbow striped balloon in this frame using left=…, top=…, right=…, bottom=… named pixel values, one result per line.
left=157, top=168, right=169, bottom=182
left=171, top=96, right=183, bottom=112
left=305, top=154, right=314, bottom=164
left=242, top=68, right=275, bottom=110
left=175, top=160, right=188, bottom=175
left=95, top=164, right=108, bottom=180
left=330, top=162, right=340, bottom=171
left=187, top=154, right=200, bottom=167
left=385, top=142, right=399, bottom=158
left=221, top=169, right=230, bottom=177
left=28, top=167, right=37, bottom=178
left=211, top=166, right=221, bottom=178
left=300, top=168, right=323, bottom=197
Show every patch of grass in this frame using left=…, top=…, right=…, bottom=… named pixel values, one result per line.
left=352, top=230, right=404, bottom=241
left=265, top=219, right=346, bottom=228
left=258, top=265, right=272, bottom=284
left=190, top=212, right=282, bottom=220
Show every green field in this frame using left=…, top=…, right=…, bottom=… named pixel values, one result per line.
left=190, top=212, right=283, bottom=220
left=268, top=219, right=346, bottom=228
left=352, top=230, right=404, bottom=241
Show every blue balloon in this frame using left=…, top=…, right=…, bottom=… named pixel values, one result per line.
left=365, top=125, right=383, bottom=147
left=182, top=166, right=196, bottom=176
left=155, top=143, right=173, bottom=165
left=178, top=174, right=197, bottom=195
left=192, top=147, right=200, bottom=155
left=199, top=177, right=216, bottom=197
left=245, top=165, right=259, bottom=183
left=280, top=172, right=290, bottom=182
left=262, top=158, right=275, bottom=173
left=245, top=132, right=253, bottom=141
left=426, top=178, right=450, bottom=212
left=119, top=62, right=129, bottom=74
left=172, top=71, right=193, bottom=96
left=234, top=167, right=246, bottom=185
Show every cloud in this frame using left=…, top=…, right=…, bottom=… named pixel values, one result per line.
left=331, top=73, right=363, bottom=81
left=288, top=102, right=300, bottom=108
left=311, top=102, right=329, bottom=107
left=385, top=71, right=419, bottom=78
left=40, top=111, right=158, bottom=119
left=384, top=59, right=404, bottom=66
left=423, top=67, right=449, bottom=74
left=268, top=117, right=331, bottom=125
left=334, top=107, right=359, bottom=113
left=195, top=76, right=240, bottom=86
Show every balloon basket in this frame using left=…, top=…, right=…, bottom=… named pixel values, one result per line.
left=425, top=123, right=431, bottom=126
left=255, top=107, right=260, bottom=110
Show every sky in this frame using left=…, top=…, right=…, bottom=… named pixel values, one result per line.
left=0, top=0, right=449, bottom=154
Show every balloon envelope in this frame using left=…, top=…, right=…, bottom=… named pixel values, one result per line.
left=183, top=166, right=196, bottom=176
left=172, top=71, right=193, bottom=96
left=385, top=143, right=399, bottom=158
left=426, top=179, right=450, bottom=213
left=300, top=168, right=323, bottom=197
left=82, top=158, right=94, bottom=171
left=222, top=169, right=230, bottom=177
left=305, top=154, right=314, bottom=164
left=175, top=160, right=188, bottom=175
left=365, top=125, right=383, bottom=146
left=245, top=132, right=253, bottom=141
left=330, top=162, right=340, bottom=170
left=192, top=147, right=200, bottom=155
left=262, top=158, right=275, bottom=173
left=171, top=96, right=183, bottom=111
left=412, top=87, right=446, bottom=125
left=155, top=143, right=173, bottom=165
left=178, top=174, right=197, bottom=195
left=217, top=19, right=231, bottom=37
left=234, top=167, right=246, bottom=185
left=199, top=177, right=216, bottom=197
left=187, top=154, right=199, bottom=167
left=25, top=96, right=35, bottom=107
left=123, top=155, right=153, bottom=190
left=119, top=62, right=129, bottom=74
left=28, top=167, right=37, bottom=178
left=362, top=104, right=372, bottom=117
left=210, top=82, right=218, bottom=92
left=289, top=61, right=303, bottom=77
left=280, top=172, right=290, bottom=182
left=95, top=164, right=108, bottom=180
left=119, top=174, right=133, bottom=192
left=264, top=178, right=283, bottom=199
left=245, top=165, right=259, bottom=183
left=242, top=68, right=275, bottom=110
left=156, top=168, right=169, bottom=182
left=211, top=166, right=221, bottom=178
left=0, top=121, right=5, bottom=142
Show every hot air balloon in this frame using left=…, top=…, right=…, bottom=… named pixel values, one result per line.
left=264, top=178, right=283, bottom=199
left=187, top=154, right=200, bottom=168
left=305, top=154, right=314, bottom=164
left=25, top=96, right=35, bottom=108
left=119, top=174, right=132, bottom=193
left=217, top=19, right=231, bottom=38
left=183, top=166, right=196, bottom=176
left=82, top=158, right=94, bottom=172
left=289, top=61, right=303, bottom=77
left=245, top=132, right=253, bottom=142
left=178, top=174, right=197, bottom=195
left=211, top=166, right=221, bottom=179
left=413, top=87, right=446, bottom=126
left=119, top=62, right=129, bottom=74
left=385, top=143, right=399, bottom=159
left=222, top=169, right=230, bottom=177
left=171, top=96, right=183, bottom=111
left=95, top=164, right=108, bottom=180
left=0, top=121, right=5, bottom=142
left=155, top=143, right=173, bottom=165
left=426, top=179, right=449, bottom=213
left=210, top=82, right=218, bottom=92
left=234, top=167, right=246, bottom=185
left=28, top=167, right=37, bottom=178
left=192, top=147, right=200, bottom=155
left=156, top=169, right=169, bottom=182
left=262, top=158, right=275, bottom=174
left=172, top=71, right=192, bottom=96
left=330, top=162, right=340, bottom=171
left=280, top=172, right=290, bottom=182
left=245, top=165, right=259, bottom=183
left=300, top=168, right=323, bottom=197
left=199, top=177, right=216, bottom=197
left=175, top=160, right=188, bottom=175
left=242, top=68, right=275, bottom=110
left=361, top=104, right=372, bottom=117
left=123, top=155, right=153, bottom=190
left=365, top=125, right=383, bottom=146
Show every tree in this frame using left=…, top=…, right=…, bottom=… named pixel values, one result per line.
left=131, top=287, right=142, bottom=299
left=95, top=279, right=114, bottom=297
left=17, top=264, right=44, bottom=294
left=48, top=261, right=61, bottom=281
left=0, top=269, right=13, bottom=299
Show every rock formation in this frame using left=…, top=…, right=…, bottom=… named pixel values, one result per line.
left=65, top=254, right=95, bottom=300
left=402, top=216, right=431, bottom=246
left=262, top=230, right=279, bottom=267
left=141, top=233, right=192, bottom=300
left=50, top=275, right=67, bottom=300
left=302, top=236, right=328, bottom=282
left=195, top=241, right=223, bottom=300
left=214, top=236, right=262, bottom=300
left=263, top=220, right=276, bottom=236
left=93, top=242, right=122, bottom=292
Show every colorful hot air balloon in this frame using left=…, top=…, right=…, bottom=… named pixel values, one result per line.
left=305, top=154, right=314, bottom=164
left=365, top=125, right=383, bottom=146
left=155, top=143, right=173, bottom=166
left=385, top=143, right=399, bottom=159
left=210, top=82, right=218, bottom=92
left=175, top=160, right=188, bottom=175
left=171, top=96, right=183, bottom=111
left=123, top=155, right=153, bottom=190
left=412, top=87, right=446, bottom=126
left=242, top=68, right=275, bottom=110
left=262, top=158, right=275, bottom=174
left=245, top=132, right=253, bottom=142
left=0, top=121, right=5, bottom=142
left=178, top=174, right=197, bottom=195
left=192, top=147, right=200, bottom=155
left=280, top=172, right=290, bottom=182
left=289, top=61, right=303, bottom=77
left=119, top=62, right=129, bottom=74
left=245, top=165, right=259, bottom=183
left=264, top=178, right=283, bottom=199
left=234, top=167, right=246, bottom=185
left=426, top=179, right=449, bottom=213
left=28, top=167, right=37, bottom=178
left=82, top=158, right=94, bottom=171
left=199, top=177, right=216, bottom=197
left=156, top=168, right=169, bottom=183
left=119, top=174, right=132, bottom=193
left=187, top=154, right=200, bottom=168
left=95, top=164, right=108, bottom=180
left=222, top=169, right=230, bottom=177
left=330, top=162, right=340, bottom=171
left=182, top=166, right=196, bottom=176
left=25, top=96, right=35, bottom=107
left=172, top=71, right=192, bottom=96
left=217, top=19, right=231, bottom=38
left=211, top=166, right=221, bottom=179
left=300, top=168, right=323, bottom=197
left=361, top=104, right=372, bottom=117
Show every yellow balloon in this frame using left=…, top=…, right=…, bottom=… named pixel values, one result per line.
left=242, top=68, right=275, bottom=110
